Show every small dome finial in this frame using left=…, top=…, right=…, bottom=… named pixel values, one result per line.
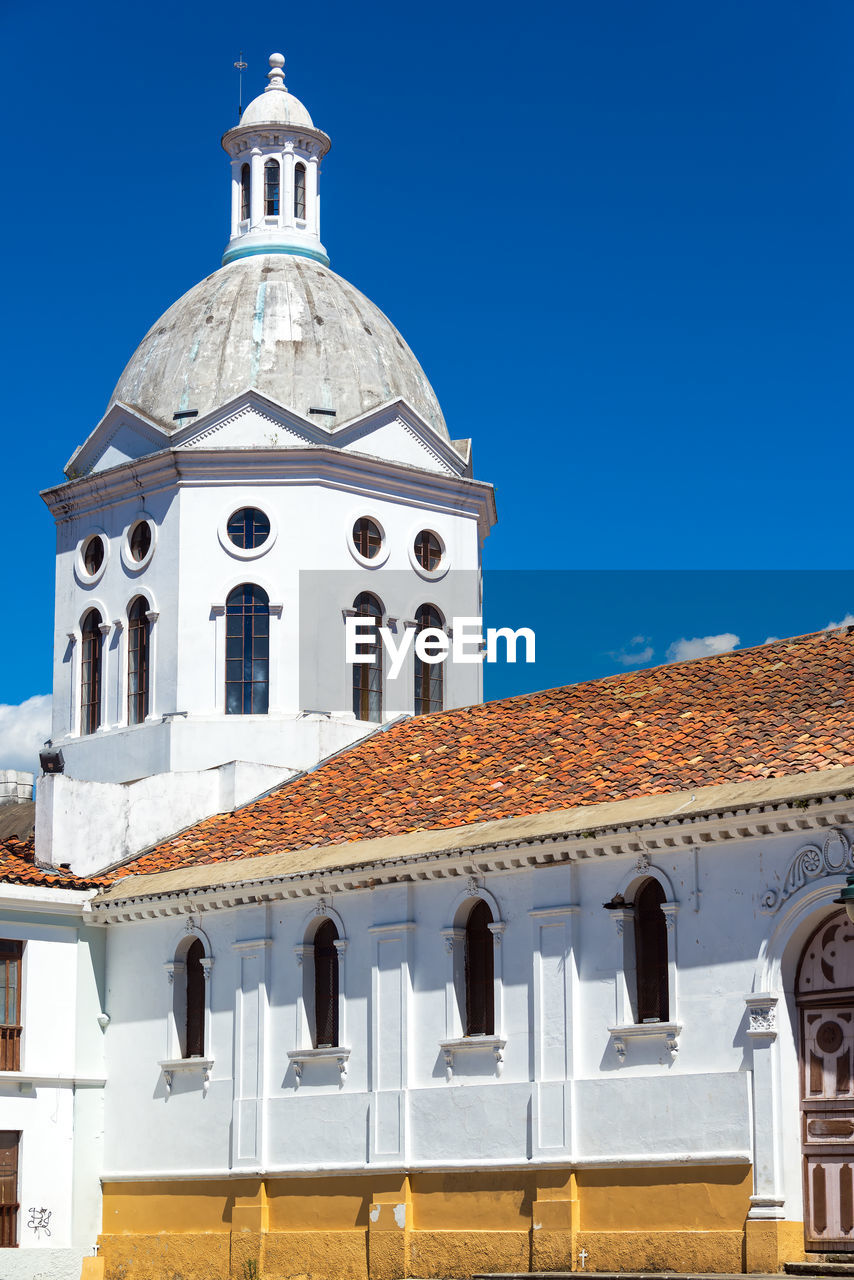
left=266, top=52, right=286, bottom=92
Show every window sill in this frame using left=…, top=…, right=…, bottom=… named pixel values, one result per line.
left=439, top=1035, right=506, bottom=1081
left=287, top=1046, right=350, bottom=1086
left=158, top=1057, right=213, bottom=1093
left=0, top=1071, right=107, bottom=1094
left=608, top=1022, right=681, bottom=1062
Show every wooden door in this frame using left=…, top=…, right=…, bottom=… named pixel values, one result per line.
left=798, top=912, right=854, bottom=1251
left=0, top=1132, right=19, bottom=1248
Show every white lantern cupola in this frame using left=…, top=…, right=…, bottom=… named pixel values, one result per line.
left=221, top=54, right=331, bottom=267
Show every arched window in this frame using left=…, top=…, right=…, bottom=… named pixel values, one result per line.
left=80, top=609, right=103, bottom=735
left=226, top=584, right=270, bottom=715
left=351, top=591, right=382, bottom=723
left=634, top=878, right=669, bottom=1022
left=240, top=163, right=250, bottom=220
left=414, top=604, right=444, bottom=716
left=465, top=900, right=494, bottom=1036
left=264, top=159, right=280, bottom=216
left=185, top=938, right=205, bottom=1058
left=127, top=597, right=150, bottom=725
left=294, top=163, right=306, bottom=219
left=313, top=919, right=339, bottom=1048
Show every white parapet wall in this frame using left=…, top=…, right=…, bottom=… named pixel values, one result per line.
left=0, top=770, right=35, bottom=805
left=35, top=760, right=293, bottom=877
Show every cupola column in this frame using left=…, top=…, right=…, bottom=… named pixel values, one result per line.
left=283, top=144, right=296, bottom=229
left=307, top=155, right=320, bottom=238
left=249, top=149, right=264, bottom=226
left=230, top=167, right=241, bottom=239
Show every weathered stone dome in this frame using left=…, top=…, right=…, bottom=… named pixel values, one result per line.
left=109, top=254, right=447, bottom=437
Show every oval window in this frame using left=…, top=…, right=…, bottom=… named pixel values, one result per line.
left=353, top=518, right=382, bottom=559
left=129, top=521, right=152, bottom=562
left=227, top=507, right=270, bottom=550
left=414, top=530, right=442, bottom=571
left=83, top=535, right=105, bottom=576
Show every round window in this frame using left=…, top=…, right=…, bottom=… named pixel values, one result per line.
left=414, top=530, right=442, bottom=571
left=83, top=535, right=105, bottom=576
left=227, top=507, right=270, bottom=550
left=129, top=521, right=152, bottom=562
left=353, top=517, right=382, bottom=559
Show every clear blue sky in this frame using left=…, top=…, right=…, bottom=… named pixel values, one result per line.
left=1, top=0, right=852, bottom=713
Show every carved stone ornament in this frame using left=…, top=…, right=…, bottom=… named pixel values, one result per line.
left=185, top=916, right=197, bottom=934
left=466, top=876, right=480, bottom=897
left=761, top=829, right=854, bottom=913
left=315, top=897, right=328, bottom=916
left=636, top=852, right=651, bottom=872
left=748, top=1005, right=777, bottom=1034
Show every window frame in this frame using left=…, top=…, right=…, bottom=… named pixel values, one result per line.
left=0, top=943, right=22, bottom=1073
left=80, top=608, right=104, bottom=735
left=414, top=603, right=445, bottom=716
left=606, top=869, right=680, bottom=1062
left=240, top=162, right=250, bottom=221
left=294, top=162, right=307, bottom=220
left=351, top=591, right=384, bottom=724
left=264, top=159, right=280, bottom=217
left=127, top=596, right=151, bottom=726
left=225, top=583, right=270, bottom=716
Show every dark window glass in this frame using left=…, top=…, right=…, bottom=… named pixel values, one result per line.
left=129, top=521, right=151, bottom=562
left=414, top=604, right=444, bottom=715
left=240, top=163, right=250, bottom=220
left=314, top=919, right=339, bottom=1048
left=353, top=518, right=382, bottom=559
left=0, top=1130, right=19, bottom=1247
left=227, top=507, right=270, bottom=550
left=294, top=162, right=306, bottom=219
left=465, top=900, right=494, bottom=1036
left=83, top=536, right=104, bottom=576
left=127, top=597, right=150, bottom=725
left=635, top=878, right=669, bottom=1022
left=80, top=609, right=103, bottom=735
left=225, top=584, right=270, bottom=715
left=414, top=530, right=442, bottom=571
left=0, top=943, right=22, bottom=1073
left=351, top=591, right=382, bottom=723
left=264, top=160, right=280, bottom=216
left=185, top=938, right=205, bottom=1058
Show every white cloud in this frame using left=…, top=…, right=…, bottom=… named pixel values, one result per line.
left=824, top=614, right=854, bottom=631
left=612, top=636, right=655, bottom=667
left=764, top=636, right=780, bottom=644
left=666, top=633, right=740, bottom=663
left=0, top=695, right=52, bottom=774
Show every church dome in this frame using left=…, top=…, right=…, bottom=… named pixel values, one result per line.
left=238, top=87, right=314, bottom=129
left=108, top=253, right=448, bottom=438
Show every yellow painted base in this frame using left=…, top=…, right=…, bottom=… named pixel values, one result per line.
left=745, top=1218, right=807, bottom=1273
left=96, top=1163, right=803, bottom=1279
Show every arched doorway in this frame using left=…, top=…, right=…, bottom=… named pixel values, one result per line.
left=797, top=910, right=854, bottom=1250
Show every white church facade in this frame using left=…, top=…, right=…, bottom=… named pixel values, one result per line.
left=1, top=51, right=854, bottom=1280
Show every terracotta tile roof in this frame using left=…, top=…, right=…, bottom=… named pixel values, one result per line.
left=112, top=627, right=854, bottom=881
left=0, top=836, right=111, bottom=890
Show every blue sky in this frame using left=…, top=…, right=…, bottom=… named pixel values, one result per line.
left=0, top=0, right=851, bottom=761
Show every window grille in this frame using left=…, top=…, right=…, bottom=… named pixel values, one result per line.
left=80, top=610, right=103, bottom=735
left=634, top=878, right=669, bottom=1022
left=241, top=163, right=250, bottom=220
left=0, top=1131, right=18, bottom=1248
left=225, top=584, right=270, bottom=715
left=465, top=900, right=494, bottom=1036
left=129, top=521, right=151, bottom=562
left=414, top=604, right=444, bottom=715
left=264, top=160, right=280, bottom=216
left=227, top=507, right=270, bottom=549
left=351, top=592, right=382, bottom=723
left=127, top=597, right=150, bottom=725
left=0, top=944, right=21, bottom=1073
left=314, top=919, right=339, bottom=1047
left=414, top=530, right=442, bottom=571
left=294, top=163, right=306, bottom=219
left=185, top=938, right=205, bottom=1058
left=352, top=518, right=382, bottom=559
